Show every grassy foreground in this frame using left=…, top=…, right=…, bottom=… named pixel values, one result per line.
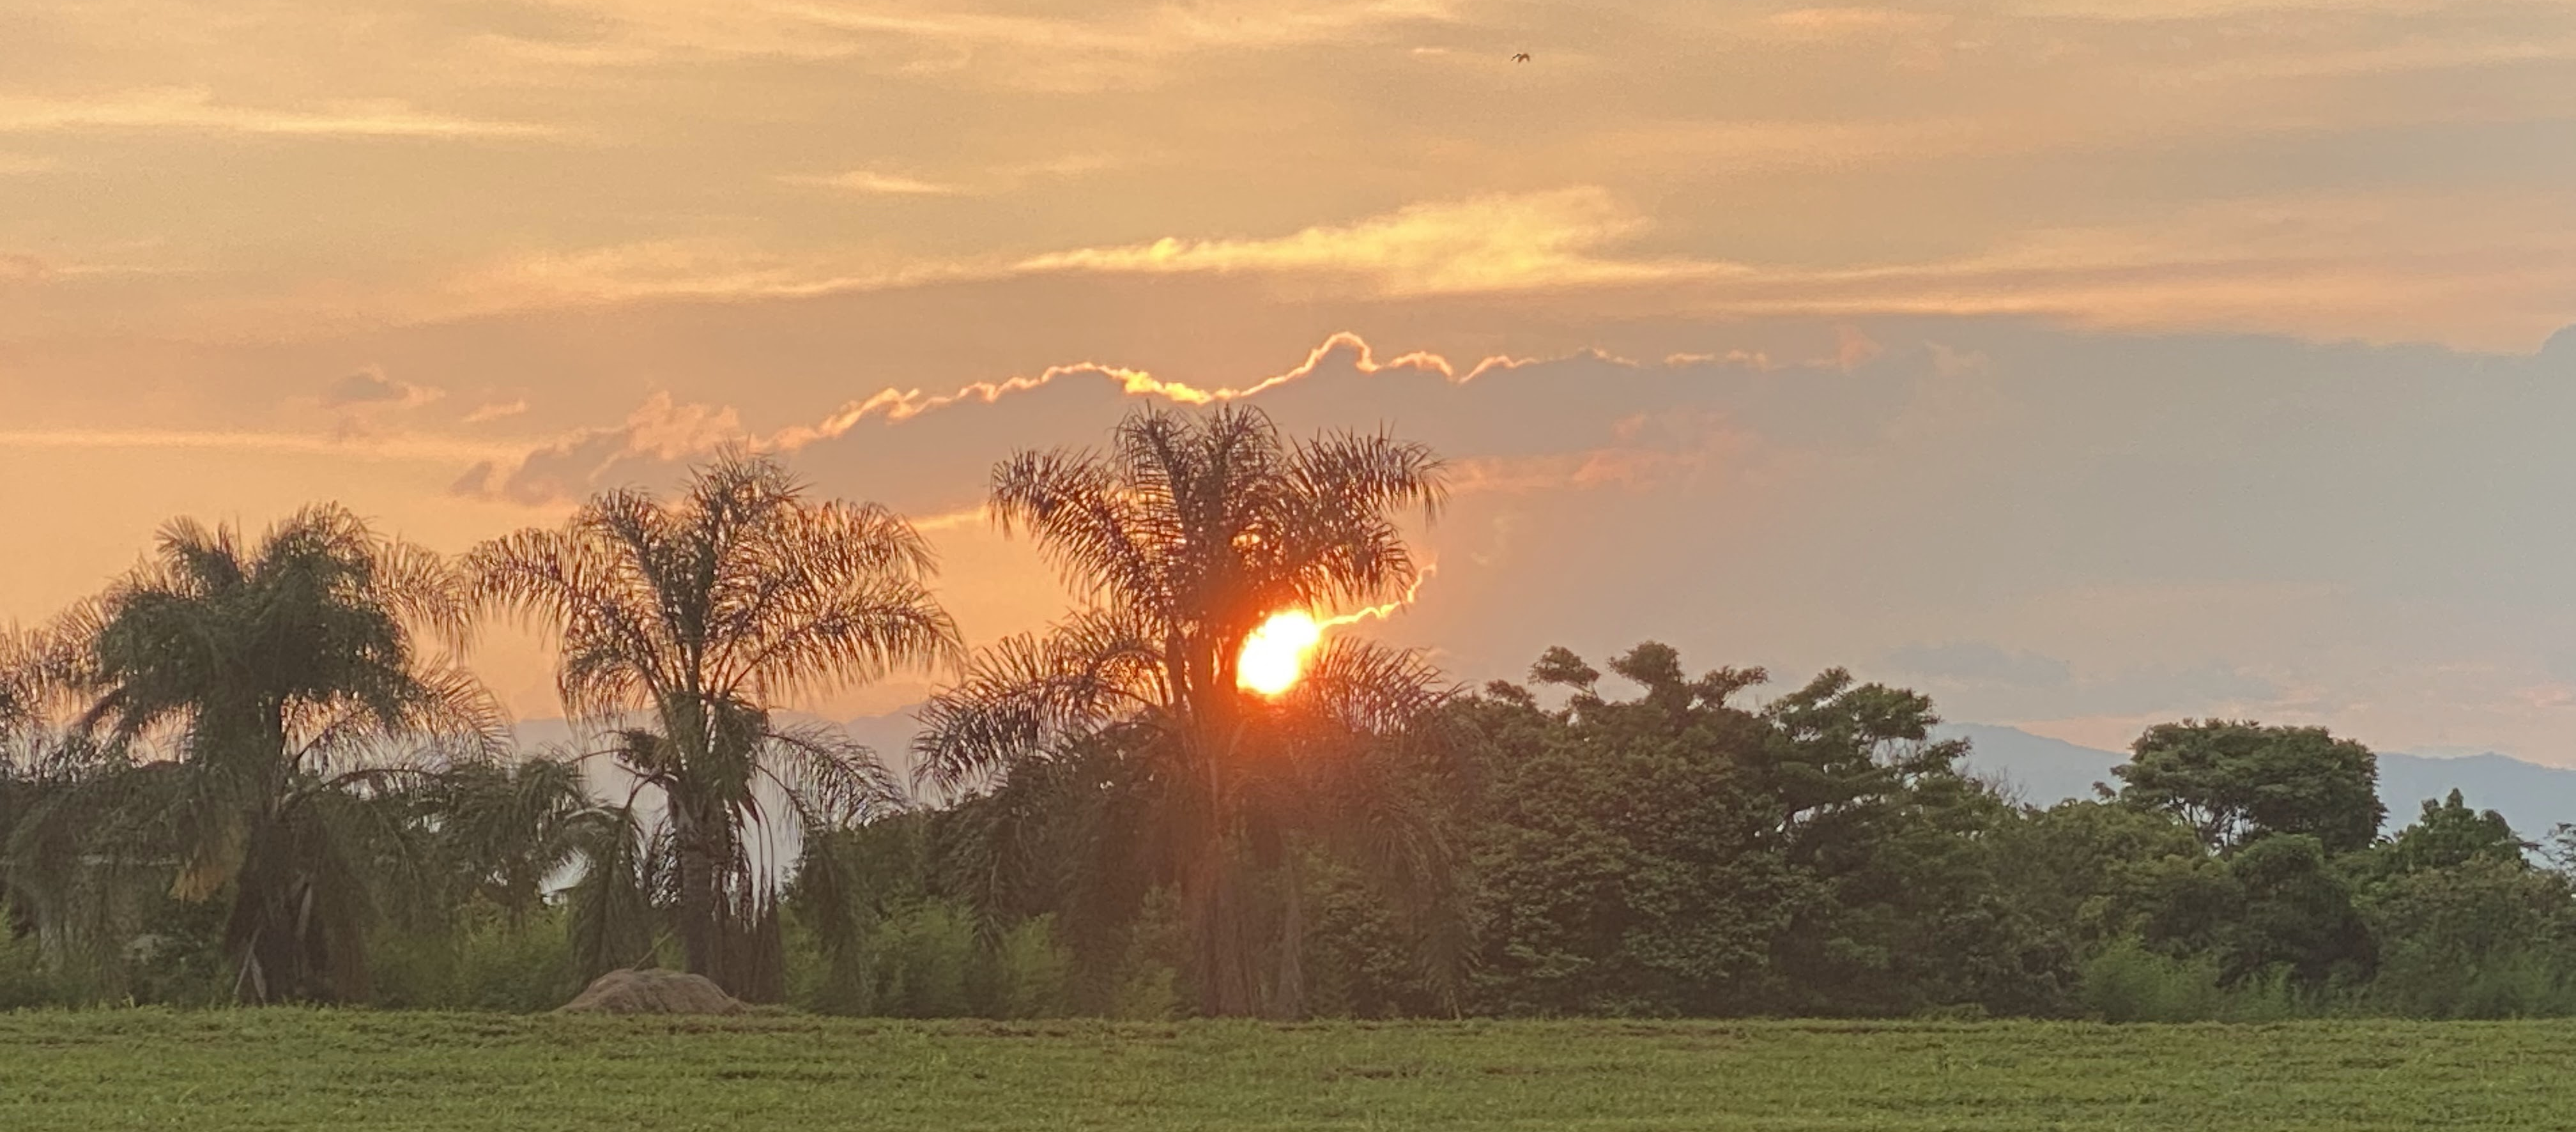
left=3, top=1013, right=2570, bottom=1131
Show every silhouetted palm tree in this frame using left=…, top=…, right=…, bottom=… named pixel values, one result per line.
left=468, top=452, right=961, bottom=997
left=10, top=505, right=499, bottom=1002
left=915, top=405, right=1460, bottom=1017
left=402, top=753, right=604, bottom=932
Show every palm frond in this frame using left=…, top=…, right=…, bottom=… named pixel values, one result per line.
left=912, top=609, right=1166, bottom=797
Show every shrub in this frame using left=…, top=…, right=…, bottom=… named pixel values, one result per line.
left=369, top=910, right=581, bottom=1012
left=2080, top=939, right=2229, bottom=1023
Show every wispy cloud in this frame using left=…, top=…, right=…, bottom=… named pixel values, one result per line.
left=0, top=249, right=183, bottom=285
left=1017, top=188, right=1726, bottom=295
left=449, top=392, right=747, bottom=504
left=319, top=367, right=443, bottom=410
left=451, top=331, right=1545, bottom=503
left=427, top=188, right=1693, bottom=317
left=448, top=331, right=1790, bottom=505
left=504, top=0, right=1457, bottom=83
left=0, top=89, right=554, bottom=139
left=452, top=240, right=966, bottom=307
left=129, top=174, right=2575, bottom=352
left=0, top=427, right=519, bottom=464
left=778, top=153, right=1126, bottom=198
left=779, top=169, right=970, bottom=196
left=1761, top=7, right=1952, bottom=38
left=767, top=330, right=1535, bottom=449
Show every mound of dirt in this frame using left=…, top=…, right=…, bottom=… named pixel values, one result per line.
left=556, top=968, right=746, bottom=1016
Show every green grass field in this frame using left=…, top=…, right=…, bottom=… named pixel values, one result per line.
left=3, top=1012, right=2570, bottom=1130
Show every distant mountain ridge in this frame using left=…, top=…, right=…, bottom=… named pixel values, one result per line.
left=1942, top=723, right=2576, bottom=839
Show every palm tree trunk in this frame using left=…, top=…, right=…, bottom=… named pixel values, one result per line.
left=1273, top=850, right=1307, bottom=1020
left=671, top=796, right=724, bottom=986
left=1185, top=702, right=1263, bottom=1016
left=1186, top=837, right=1262, bottom=1017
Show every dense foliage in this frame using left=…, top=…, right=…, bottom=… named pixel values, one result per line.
left=3, top=409, right=2575, bottom=1021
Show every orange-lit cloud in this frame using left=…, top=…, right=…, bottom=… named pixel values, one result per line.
left=1016, top=188, right=1722, bottom=296
left=445, top=329, right=1827, bottom=506
left=320, top=368, right=443, bottom=411
left=779, top=170, right=971, bottom=196
left=360, top=179, right=2572, bottom=353
left=495, top=0, right=1459, bottom=87
left=1761, top=7, right=1952, bottom=38
left=452, top=329, right=1589, bottom=504
left=0, top=89, right=554, bottom=139
left=463, top=401, right=530, bottom=424
left=0, top=427, right=520, bottom=464
left=450, top=392, right=744, bottom=505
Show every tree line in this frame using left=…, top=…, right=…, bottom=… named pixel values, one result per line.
left=1, top=406, right=2570, bottom=1020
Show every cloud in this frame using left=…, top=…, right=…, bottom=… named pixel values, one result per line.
left=500, top=0, right=1458, bottom=87
left=1885, top=645, right=2288, bottom=734
left=1885, top=642, right=2074, bottom=689
left=778, top=154, right=1128, bottom=199
left=0, top=250, right=170, bottom=285
left=453, top=332, right=1494, bottom=503
left=0, top=427, right=517, bottom=464
left=447, top=330, right=1867, bottom=507
left=440, top=189, right=1698, bottom=316
left=452, top=240, right=965, bottom=309
left=0, top=89, right=554, bottom=139
left=0, top=154, right=57, bottom=175
left=412, top=179, right=2576, bottom=352
left=1018, top=188, right=1725, bottom=295
left=26, top=309, right=2576, bottom=753
left=1763, top=8, right=1952, bottom=38
left=771, top=330, right=1535, bottom=451
left=320, top=368, right=443, bottom=409
left=463, top=400, right=529, bottom=424
left=450, top=392, right=744, bottom=505
left=149, top=172, right=2561, bottom=351
left=780, top=170, right=970, bottom=196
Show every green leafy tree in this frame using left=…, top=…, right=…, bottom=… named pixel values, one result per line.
left=2114, top=720, right=2384, bottom=855
left=469, top=452, right=960, bottom=997
left=13, top=506, right=498, bottom=1002
left=1466, top=644, right=2062, bottom=1016
left=1749, top=668, right=2066, bottom=1015
left=2379, top=790, right=2526, bottom=875
left=1993, top=799, right=2211, bottom=949
left=1465, top=645, right=1791, bottom=1015
left=2212, top=833, right=2372, bottom=988
left=2360, top=856, right=2576, bottom=1017
left=2350, top=792, right=2562, bottom=1016
left=914, top=405, right=1457, bottom=1018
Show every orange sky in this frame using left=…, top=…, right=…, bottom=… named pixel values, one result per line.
left=4, top=1, right=2575, bottom=758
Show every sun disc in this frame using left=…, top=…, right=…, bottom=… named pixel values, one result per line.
left=1238, top=611, right=1323, bottom=695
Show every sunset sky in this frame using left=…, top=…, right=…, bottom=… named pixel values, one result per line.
left=4, top=0, right=2574, bottom=758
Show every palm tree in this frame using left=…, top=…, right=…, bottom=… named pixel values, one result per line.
left=10, top=505, right=498, bottom=1002
left=914, top=404, right=1460, bottom=1017
left=402, top=753, right=604, bottom=932
left=467, top=451, right=961, bottom=998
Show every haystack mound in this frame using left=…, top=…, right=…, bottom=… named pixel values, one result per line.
left=556, top=968, right=746, bottom=1016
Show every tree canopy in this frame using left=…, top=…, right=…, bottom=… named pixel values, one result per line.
left=467, top=452, right=960, bottom=998
left=0, top=418, right=2569, bottom=1024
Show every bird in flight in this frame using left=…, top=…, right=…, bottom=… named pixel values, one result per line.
left=1511, top=52, right=1531, bottom=62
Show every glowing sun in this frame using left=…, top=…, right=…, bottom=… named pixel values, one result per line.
left=1238, top=611, right=1324, bottom=696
